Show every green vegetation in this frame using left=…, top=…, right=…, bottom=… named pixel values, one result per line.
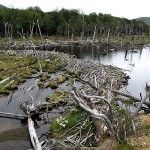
left=46, top=91, right=69, bottom=103
left=48, top=80, right=58, bottom=89
left=112, top=105, right=133, bottom=143
left=0, top=53, right=37, bottom=95
left=136, top=17, right=150, bottom=25
left=50, top=108, right=93, bottom=139
left=56, top=76, right=68, bottom=84
left=38, top=81, right=45, bottom=88
left=0, top=7, right=149, bottom=39
left=0, top=52, right=66, bottom=95
left=39, top=104, right=53, bottom=111
left=126, top=114, right=150, bottom=150
left=39, top=73, right=51, bottom=81
left=42, top=56, right=67, bottom=73
left=117, top=143, right=135, bottom=150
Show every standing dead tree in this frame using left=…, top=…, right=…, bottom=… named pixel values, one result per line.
left=37, top=19, right=43, bottom=40
left=92, top=26, right=97, bottom=45
left=29, top=19, right=43, bottom=40
left=30, top=20, right=35, bottom=39
left=30, top=40, right=43, bottom=74
left=4, top=22, right=13, bottom=48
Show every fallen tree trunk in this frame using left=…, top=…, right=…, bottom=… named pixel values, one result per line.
left=3, top=80, right=14, bottom=88
left=0, top=112, right=27, bottom=120
left=28, top=117, right=42, bottom=150
left=133, top=90, right=150, bottom=116
left=70, top=89, right=118, bottom=141
left=0, top=73, right=16, bottom=85
left=20, top=79, right=39, bottom=102
left=112, top=90, right=150, bottom=107
left=82, top=92, right=112, bottom=117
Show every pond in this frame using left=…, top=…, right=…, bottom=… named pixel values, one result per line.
left=51, top=44, right=150, bottom=98
left=0, top=71, right=72, bottom=133
left=0, top=44, right=150, bottom=134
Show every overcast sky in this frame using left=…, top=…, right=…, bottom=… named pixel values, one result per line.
left=0, top=0, right=149, bottom=19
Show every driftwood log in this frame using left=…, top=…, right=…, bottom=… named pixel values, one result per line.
left=0, top=112, right=27, bottom=120
left=28, top=117, right=42, bottom=150
left=0, top=73, right=16, bottom=85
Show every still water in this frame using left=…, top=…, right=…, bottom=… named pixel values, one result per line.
left=0, top=45, right=150, bottom=132
left=52, top=44, right=150, bottom=98
left=0, top=72, right=72, bottom=132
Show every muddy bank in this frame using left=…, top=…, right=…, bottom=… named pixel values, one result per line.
left=0, top=127, right=31, bottom=150
left=0, top=141, right=31, bottom=150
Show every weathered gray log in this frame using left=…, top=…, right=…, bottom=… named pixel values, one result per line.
left=112, top=90, right=150, bottom=107
left=28, top=117, right=42, bottom=150
left=0, top=112, right=27, bottom=120
left=133, top=90, right=150, bottom=116
left=82, top=92, right=113, bottom=118
left=20, top=79, right=39, bottom=102
left=71, top=90, right=117, bottom=140
left=3, top=80, right=14, bottom=88
left=70, top=72, right=98, bottom=90
left=0, top=73, right=16, bottom=85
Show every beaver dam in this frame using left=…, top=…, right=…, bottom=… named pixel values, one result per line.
left=0, top=44, right=150, bottom=150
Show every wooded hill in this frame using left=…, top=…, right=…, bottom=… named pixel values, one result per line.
left=0, top=4, right=6, bottom=9
left=136, top=17, right=150, bottom=25
left=0, top=6, right=149, bottom=38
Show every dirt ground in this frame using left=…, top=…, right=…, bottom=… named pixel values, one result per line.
left=0, top=141, right=31, bottom=150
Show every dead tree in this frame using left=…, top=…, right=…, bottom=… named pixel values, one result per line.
left=106, top=28, right=110, bottom=45
left=0, top=73, right=16, bottom=85
left=37, top=19, right=43, bottom=40
left=4, top=22, right=13, bottom=48
left=92, top=26, right=97, bottom=45
left=71, top=86, right=117, bottom=140
left=30, top=40, right=43, bottom=74
left=30, top=21, right=35, bottom=39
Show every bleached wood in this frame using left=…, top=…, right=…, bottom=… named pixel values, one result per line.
left=112, top=90, right=150, bottom=107
left=0, top=74, right=16, bottom=85
left=82, top=92, right=112, bottom=117
left=37, top=19, right=43, bottom=40
left=28, top=117, right=42, bottom=150
left=71, top=90, right=116, bottom=138
left=3, top=80, right=14, bottom=88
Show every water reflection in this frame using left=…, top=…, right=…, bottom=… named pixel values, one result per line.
left=51, top=45, right=150, bottom=98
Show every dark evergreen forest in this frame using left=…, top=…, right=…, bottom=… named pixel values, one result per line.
left=0, top=6, right=149, bottom=38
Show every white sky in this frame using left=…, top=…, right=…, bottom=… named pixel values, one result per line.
left=0, top=0, right=149, bottom=19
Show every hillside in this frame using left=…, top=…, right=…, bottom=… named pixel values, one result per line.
left=136, top=17, right=150, bottom=25
left=0, top=4, right=7, bottom=9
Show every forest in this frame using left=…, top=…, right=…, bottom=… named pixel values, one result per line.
left=0, top=6, right=149, bottom=38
